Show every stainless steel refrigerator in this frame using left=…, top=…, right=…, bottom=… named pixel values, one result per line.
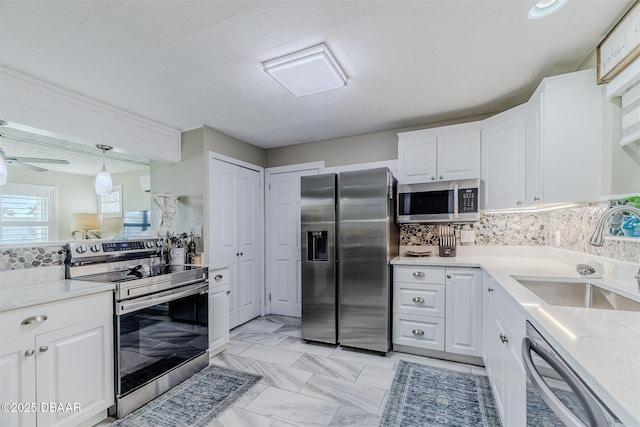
left=301, top=168, right=398, bottom=354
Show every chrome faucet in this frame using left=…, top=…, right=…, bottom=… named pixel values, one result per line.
left=589, top=204, right=640, bottom=246
left=589, top=204, right=640, bottom=288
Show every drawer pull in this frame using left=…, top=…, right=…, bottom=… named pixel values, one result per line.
left=446, top=274, right=452, bottom=279
left=21, top=315, right=48, bottom=325
left=214, top=274, right=223, bottom=281
left=39, top=346, right=48, bottom=353
left=412, top=297, right=425, bottom=304
left=24, top=349, right=35, bottom=357
left=500, top=334, right=509, bottom=344
left=412, top=271, right=425, bottom=278
left=488, top=287, right=494, bottom=293
left=226, top=290, right=231, bottom=295
left=412, top=329, right=425, bottom=336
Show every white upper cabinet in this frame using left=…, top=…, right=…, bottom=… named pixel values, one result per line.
left=398, top=123, right=481, bottom=184
left=481, top=106, right=527, bottom=210
left=526, top=69, right=604, bottom=204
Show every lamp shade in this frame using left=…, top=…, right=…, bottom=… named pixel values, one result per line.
left=71, top=213, right=103, bottom=231
left=95, top=166, right=113, bottom=195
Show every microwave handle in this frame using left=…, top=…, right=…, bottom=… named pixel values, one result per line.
left=522, top=337, right=608, bottom=427
left=453, top=183, right=459, bottom=219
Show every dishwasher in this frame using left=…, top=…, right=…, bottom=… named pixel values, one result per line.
left=521, top=321, right=622, bottom=426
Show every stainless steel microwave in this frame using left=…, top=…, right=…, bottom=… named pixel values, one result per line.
left=396, top=179, right=480, bottom=223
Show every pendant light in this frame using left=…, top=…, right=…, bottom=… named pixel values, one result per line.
left=0, top=148, right=7, bottom=185
left=94, top=144, right=113, bottom=195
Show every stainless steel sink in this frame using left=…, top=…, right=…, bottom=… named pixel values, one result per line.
left=513, top=277, right=640, bottom=312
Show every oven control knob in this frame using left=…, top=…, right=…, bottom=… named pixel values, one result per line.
left=75, top=245, right=87, bottom=254
left=90, top=244, right=101, bottom=252
left=157, top=240, right=164, bottom=247
left=146, top=241, right=154, bottom=248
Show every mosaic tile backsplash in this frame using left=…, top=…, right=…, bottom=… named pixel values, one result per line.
left=1, top=245, right=66, bottom=271
left=400, top=202, right=639, bottom=263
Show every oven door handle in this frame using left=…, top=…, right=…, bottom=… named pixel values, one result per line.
left=118, top=282, right=208, bottom=314
left=521, top=337, right=608, bottom=427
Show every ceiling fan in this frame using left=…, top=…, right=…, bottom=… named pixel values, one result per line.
left=0, top=134, right=70, bottom=172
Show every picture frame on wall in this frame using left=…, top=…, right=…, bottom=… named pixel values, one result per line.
left=597, top=0, right=640, bottom=84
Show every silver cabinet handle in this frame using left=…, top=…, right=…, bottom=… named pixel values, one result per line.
left=439, top=175, right=444, bottom=180
left=21, top=315, right=48, bottom=325
left=431, top=176, right=435, bottom=181
left=412, top=329, right=425, bottom=336
left=446, top=274, right=452, bottom=279
left=214, top=274, right=223, bottom=281
left=500, top=334, right=508, bottom=344
left=412, top=271, right=425, bottom=277
left=517, top=201, right=523, bottom=205
left=24, top=349, right=35, bottom=357
left=412, top=297, right=425, bottom=303
left=534, top=196, right=540, bottom=202
left=488, top=287, right=494, bottom=292
left=226, top=290, right=230, bottom=295
left=39, top=346, right=48, bottom=353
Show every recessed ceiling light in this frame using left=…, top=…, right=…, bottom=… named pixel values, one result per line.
left=263, top=44, right=348, bottom=97
left=528, top=0, right=567, bottom=20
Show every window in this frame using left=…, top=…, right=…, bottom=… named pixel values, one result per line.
left=0, top=183, right=57, bottom=244
left=99, top=184, right=122, bottom=218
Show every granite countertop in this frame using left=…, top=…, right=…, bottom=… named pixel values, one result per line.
left=0, top=280, right=115, bottom=313
left=392, top=251, right=640, bottom=426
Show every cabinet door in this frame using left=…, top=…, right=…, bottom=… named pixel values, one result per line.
left=525, top=97, right=542, bottom=205
left=445, top=267, right=482, bottom=356
left=398, top=135, right=438, bottom=183
left=35, top=317, right=113, bottom=427
left=481, top=114, right=526, bottom=209
left=437, top=130, right=480, bottom=181
left=0, top=339, right=36, bottom=427
left=211, top=158, right=240, bottom=328
left=209, top=285, right=230, bottom=356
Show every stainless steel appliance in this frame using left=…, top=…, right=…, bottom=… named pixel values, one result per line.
left=301, top=168, right=398, bottom=354
left=396, top=178, right=480, bottom=223
left=522, top=321, right=621, bottom=426
left=65, top=238, right=209, bottom=418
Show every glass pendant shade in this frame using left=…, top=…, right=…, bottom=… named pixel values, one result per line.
left=95, top=165, right=113, bottom=195
left=0, top=150, right=7, bottom=185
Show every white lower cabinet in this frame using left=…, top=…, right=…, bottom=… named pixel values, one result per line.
left=445, top=267, right=482, bottom=357
left=209, top=266, right=230, bottom=356
left=0, top=292, right=114, bottom=427
left=392, top=265, right=482, bottom=358
left=483, top=273, right=526, bottom=426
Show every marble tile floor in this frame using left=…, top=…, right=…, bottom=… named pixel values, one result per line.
left=209, top=315, right=487, bottom=427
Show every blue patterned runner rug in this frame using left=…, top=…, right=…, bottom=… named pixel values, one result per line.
left=380, top=360, right=501, bottom=426
left=111, top=365, right=262, bottom=427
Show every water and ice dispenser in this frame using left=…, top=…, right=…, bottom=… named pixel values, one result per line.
left=307, top=231, right=328, bottom=261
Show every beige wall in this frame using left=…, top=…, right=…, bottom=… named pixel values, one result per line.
left=203, top=125, right=265, bottom=167
left=264, top=114, right=490, bottom=168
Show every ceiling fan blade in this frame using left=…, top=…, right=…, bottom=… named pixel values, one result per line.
left=9, top=156, right=69, bottom=164
left=7, top=160, right=48, bottom=172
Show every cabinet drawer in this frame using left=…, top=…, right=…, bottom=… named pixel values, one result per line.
left=392, top=313, right=445, bottom=351
left=209, top=267, right=230, bottom=289
left=393, top=283, right=445, bottom=317
left=394, top=265, right=445, bottom=284
left=0, top=292, right=112, bottom=344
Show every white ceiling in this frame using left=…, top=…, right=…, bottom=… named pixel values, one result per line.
left=0, top=0, right=633, bottom=150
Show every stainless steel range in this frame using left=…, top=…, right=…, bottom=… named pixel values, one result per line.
left=65, top=238, right=209, bottom=418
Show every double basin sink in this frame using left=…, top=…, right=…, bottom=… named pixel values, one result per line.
left=513, top=276, right=640, bottom=312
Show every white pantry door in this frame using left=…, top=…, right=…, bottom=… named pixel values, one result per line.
left=266, top=167, right=319, bottom=317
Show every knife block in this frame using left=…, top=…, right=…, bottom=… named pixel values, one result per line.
left=439, top=244, right=456, bottom=257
